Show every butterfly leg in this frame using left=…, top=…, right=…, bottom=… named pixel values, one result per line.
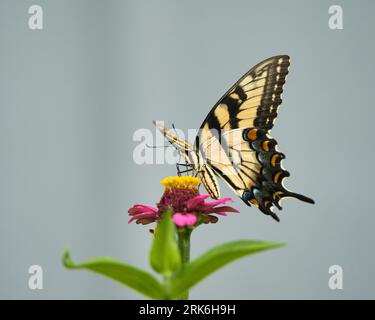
left=176, top=162, right=194, bottom=176
left=179, top=168, right=194, bottom=175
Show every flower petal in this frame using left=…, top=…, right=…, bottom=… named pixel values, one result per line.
left=205, top=197, right=234, bottom=207
left=128, top=204, right=158, bottom=216
left=128, top=212, right=159, bottom=224
left=203, top=215, right=219, bottom=224
left=187, top=194, right=210, bottom=210
left=209, top=205, right=240, bottom=213
left=172, top=213, right=197, bottom=227
left=214, top=212, right=228, bottom=216
left=135, top=218, right=157, bottom=225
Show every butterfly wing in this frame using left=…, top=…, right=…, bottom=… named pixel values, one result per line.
left=197, top=55, right=314, bottom=220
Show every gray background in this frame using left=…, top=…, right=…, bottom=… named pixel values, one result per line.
left=0, top=0, right=373, bottom=299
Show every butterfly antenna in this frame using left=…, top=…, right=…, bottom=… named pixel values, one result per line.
left=172, top=123, right=178, bottom=136
left=145, top=144, right=169, bottom=148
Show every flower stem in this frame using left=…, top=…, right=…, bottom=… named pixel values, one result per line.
left=163, top=273, right=172, bottom=299
left=177, top=228, right=191, bottom=300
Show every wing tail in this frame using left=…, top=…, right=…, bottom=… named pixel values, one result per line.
left=283, top=191, right=315, bottom=204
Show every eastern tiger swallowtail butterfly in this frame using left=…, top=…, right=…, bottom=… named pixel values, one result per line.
left=154, top=55, right=314, bottom=221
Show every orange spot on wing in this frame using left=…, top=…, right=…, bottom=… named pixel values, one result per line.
left=271, top=154, right=279, bottom=167
left=247, top=129, right=258, bottom=141
left=273, top=171, right=282, bottom=183
left=273, top=191, right=282, bottom=199
left=262, top=141, right=270, bottom=152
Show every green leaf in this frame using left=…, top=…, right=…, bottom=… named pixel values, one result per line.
left=150, top=210, right=181, bottom=276
left=63, top=249, right=164, bottom=299
left=170, top=240, right=285, bottom=298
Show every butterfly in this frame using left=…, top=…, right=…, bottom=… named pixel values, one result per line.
left=154, top=55, right=314, bottom=221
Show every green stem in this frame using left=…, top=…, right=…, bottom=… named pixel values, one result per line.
left=177, top=228, right=191, bottom=299
left=163, top=273, right=172, bottom=299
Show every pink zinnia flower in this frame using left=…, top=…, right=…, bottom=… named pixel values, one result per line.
left=127, top=176, right=238, bottom=228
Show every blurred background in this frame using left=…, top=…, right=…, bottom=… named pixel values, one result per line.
left=0, top=0, right=374, bottom=299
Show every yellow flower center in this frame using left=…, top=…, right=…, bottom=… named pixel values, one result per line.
left=160, top=176, right=201, bottom=190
